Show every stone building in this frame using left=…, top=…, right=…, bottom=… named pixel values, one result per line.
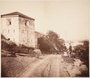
left=35, top=31, right=44, bottom=39
left=35, top=31, right=45, bottom=48
left=1, top=11, right=36, bottom=48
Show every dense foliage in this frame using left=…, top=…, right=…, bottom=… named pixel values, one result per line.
left=73, top=40, right=89, bottom=68
left=38, top=30, right=65, bottom=54
left=38, top=37, right=57, bottom=54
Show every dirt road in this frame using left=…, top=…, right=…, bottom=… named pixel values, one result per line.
left=20, top=55, right=67, bottom=77
left=2, top=54, right=87, bottom=77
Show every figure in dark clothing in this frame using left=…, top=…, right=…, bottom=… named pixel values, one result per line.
left=69, top=43, right=72, bottom=55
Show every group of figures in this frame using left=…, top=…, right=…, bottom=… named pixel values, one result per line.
left=63, top=43, right=72, bottom=57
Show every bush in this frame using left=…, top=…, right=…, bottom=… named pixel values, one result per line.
left=1, top=40, right=17, bottom=50
left=73, top=40, right=89, bottom=68
left=38, top=37, right=57, bottom=54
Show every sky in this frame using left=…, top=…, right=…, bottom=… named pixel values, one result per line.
left=0, top=0, right=89, bottom=42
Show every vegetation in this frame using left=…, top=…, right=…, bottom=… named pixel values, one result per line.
left=73, top=40, right=89, bottom=68
left=1, top=34, right=34, bottom=55
left=38, top=37, right=57, bottom=54
left=38, top=30, right=65, bottom=54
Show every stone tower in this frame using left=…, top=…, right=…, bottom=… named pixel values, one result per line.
left=1, top=11, right=36, bottom=48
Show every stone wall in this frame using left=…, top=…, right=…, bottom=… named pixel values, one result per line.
left=35, top=31, right=45, bottom=48
left=19, top=17, right=36, bottom=48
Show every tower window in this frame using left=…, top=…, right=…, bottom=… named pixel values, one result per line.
left=25, top=20, right=29, bottom=26
left=25, top=20, right=27, bottom=26
left=7, top=19, right=11, bottom=25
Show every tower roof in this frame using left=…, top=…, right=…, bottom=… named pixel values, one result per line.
left=1, top=11, right=35, bottom=20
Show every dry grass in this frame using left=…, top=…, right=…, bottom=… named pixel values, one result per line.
left=1, top=56, right=38, bottom=77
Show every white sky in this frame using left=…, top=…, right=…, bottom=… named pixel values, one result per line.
left=0, top=0, right=89, bottom=41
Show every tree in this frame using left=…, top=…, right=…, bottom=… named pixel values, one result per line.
left=46, top=30, right=59, bottom=42
left=38, top=30, right=65, bottom=54
left=46, top=30, right=65, bottom=52
left=38, top=37, right=57, bottom=54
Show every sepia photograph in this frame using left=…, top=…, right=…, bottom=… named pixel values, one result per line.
left=0, top=0, right=89, bottom=77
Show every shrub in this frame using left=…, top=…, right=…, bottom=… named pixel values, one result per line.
left=38, top=37, right=57, bottom=54
left=73, top=40, right=89, bottom=68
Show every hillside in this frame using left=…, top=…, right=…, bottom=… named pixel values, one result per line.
left=1, top=34, right=37, bottom=57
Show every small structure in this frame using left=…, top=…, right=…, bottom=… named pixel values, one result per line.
left=1, top=11, right=36, bottom=48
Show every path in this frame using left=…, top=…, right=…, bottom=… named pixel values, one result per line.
left=2, top=54, right=87, bottom=77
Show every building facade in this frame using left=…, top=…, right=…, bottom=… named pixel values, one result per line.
left=1, top=12, right=36, bottom=48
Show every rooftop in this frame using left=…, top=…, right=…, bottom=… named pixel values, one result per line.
left=1, top=11, right=35, bottom=20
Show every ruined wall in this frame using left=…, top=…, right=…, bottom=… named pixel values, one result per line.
left=19, top=17, right=36, bottom=48
left=35, top=31, right=45, bottom=48
left=1, top=16, right=19, bottom=45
